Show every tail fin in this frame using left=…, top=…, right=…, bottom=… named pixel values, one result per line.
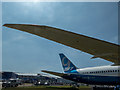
left=59, top=53, right=78, bottom=73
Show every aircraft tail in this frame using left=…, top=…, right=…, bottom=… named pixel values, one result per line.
left=59, top=53, right=78, bottom=73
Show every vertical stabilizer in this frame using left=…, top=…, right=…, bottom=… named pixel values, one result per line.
left=59, top=53, right=78, bottom=73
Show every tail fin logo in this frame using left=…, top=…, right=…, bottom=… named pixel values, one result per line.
left=62, top=57, right=70, bottom=66
left=62, top=57, right=74, bottom=71
left=59, top=53, right=77, bottom=73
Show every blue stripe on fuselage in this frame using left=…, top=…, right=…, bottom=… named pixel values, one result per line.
left=66, top=70, right=78, bottom=73
left=62, top=74, right=120, bottom=85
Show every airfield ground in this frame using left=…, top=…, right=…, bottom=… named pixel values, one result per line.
left=1, top=85, right=116, bottom=90
left=1, top=86, right=92, bottom=90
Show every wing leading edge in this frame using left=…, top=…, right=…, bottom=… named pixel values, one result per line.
left=3, top=24, right=120, bottom=64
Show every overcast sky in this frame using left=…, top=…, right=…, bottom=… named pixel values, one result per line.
left=2, top=2, right=118, bottom=74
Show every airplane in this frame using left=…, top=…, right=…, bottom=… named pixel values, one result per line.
left=42, top=53, right=120, bottom=85
left=3, top=24, right=120, bottom=89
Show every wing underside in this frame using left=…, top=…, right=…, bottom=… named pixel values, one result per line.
left=3, top=24, right=120, bottom=64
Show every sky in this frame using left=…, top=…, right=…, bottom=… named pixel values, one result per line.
left=2, top=2, right=118, bottom=74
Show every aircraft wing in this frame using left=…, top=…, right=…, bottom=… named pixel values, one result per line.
left=41, top=70, right=66, bottom=77
left=3, top=24, right=120, bottom=64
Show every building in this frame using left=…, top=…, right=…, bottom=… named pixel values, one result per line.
left=2, top=71, right=75, bottom=85
left=2, top=72, right=18, bottom=80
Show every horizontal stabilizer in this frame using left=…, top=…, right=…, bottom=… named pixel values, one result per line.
left=41, top=70, right=66, bottom=77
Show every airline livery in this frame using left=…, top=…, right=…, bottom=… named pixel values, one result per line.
left=3, top=24, right=120, bottom=89
left=43, top=53, right=120, bottom=85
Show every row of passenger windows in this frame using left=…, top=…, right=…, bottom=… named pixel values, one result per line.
left=83, top=70, right=120, bottom=74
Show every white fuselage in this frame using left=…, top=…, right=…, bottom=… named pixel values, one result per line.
left=76, top=65, right=120, bottom=76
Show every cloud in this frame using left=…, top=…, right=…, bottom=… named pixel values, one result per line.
left=2, top=2, right=117, bottom=72
left=110, top=36, right=118, bottom=44
left=17, top=2, right=60, bottom=24
left=3, top=33, right=28, bottom=45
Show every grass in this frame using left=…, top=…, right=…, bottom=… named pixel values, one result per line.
left=1, top=85, right=91, bottom=90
